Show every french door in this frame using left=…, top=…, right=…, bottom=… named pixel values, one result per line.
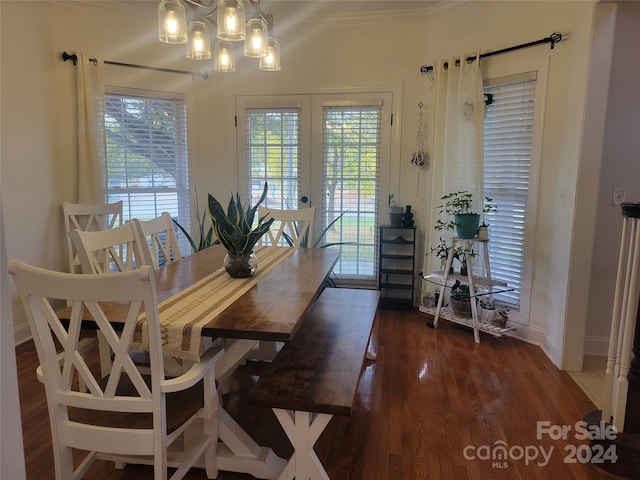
left=236, top=92, right=393, bottom=286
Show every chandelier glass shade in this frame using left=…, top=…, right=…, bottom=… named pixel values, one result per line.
left=216, top=0, right=246, bottom=41
left=157, top=0, right=281, bottom=72
left=158, top=0, right=188, bottom=44
left=213, top=41, right=236, bottom=72
left=244, top=17, right=268, bottom=58
left=259, top=36, right=280, bottom=71
left=187, top=21, right=212, bottom=59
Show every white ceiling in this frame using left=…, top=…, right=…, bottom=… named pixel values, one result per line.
left=264, top=1, right=444, bottom=15
left=63, top=1, right=451, bottom=19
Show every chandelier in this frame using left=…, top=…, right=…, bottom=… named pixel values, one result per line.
left=158, top=0, right=281, bottom=72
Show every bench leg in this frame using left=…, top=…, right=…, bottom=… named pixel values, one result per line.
left=273, top=409, right=332, bottom=480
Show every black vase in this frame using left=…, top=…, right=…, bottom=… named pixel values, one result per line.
left=402, top=205, right=414, bottom=227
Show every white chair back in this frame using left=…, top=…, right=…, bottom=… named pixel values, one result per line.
left=63, top=201, right=123, bottom=274
left=69, top=222, right=147, bottom=274
left=258, top=206, right=316, bottom=248
left=131, top=212, right=182, bottom=268
left=8, top=261, right=222, bottom=480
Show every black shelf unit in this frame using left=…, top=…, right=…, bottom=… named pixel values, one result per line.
left=378, top=225, right=416, bottom=310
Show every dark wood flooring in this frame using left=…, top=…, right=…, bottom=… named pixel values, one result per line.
left=16, top=309, right=625, bottom=479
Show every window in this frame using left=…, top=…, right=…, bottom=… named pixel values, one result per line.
left=322, top=105, right=380, bottom=278
left=104, top=90, right=191, bottom=255
left=245, top=108, right=301, bottom=209
left=237, top=93, right=393, bottom=286
left=483, top=73, right=537, bottom=310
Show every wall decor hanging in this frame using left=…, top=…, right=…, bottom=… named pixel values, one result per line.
left=410, top=101, right=428, bottom=195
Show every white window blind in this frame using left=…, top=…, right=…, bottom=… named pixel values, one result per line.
left=104, top=92, right=191, bottom=255
left=483, top=75, right=537, bottom=308
left=245, top=108, right=301, bottom=209
left=322, top=105, right=380, bottom=278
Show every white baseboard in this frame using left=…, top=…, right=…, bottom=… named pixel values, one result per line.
left=14, top=322, right=32, bottom=346
left=584, top=335, right=609, bottom=356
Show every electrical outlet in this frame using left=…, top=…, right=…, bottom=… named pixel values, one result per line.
left=613, top=187, right=626, bottom=205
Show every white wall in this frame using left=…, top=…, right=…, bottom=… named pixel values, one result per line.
left=1, top=1, right=607, bottom=370
left=0, top=3, right=27, bottom=474
left=419, top=1, right=596, bottom=366
left=582, top=1, right=640, bottom=355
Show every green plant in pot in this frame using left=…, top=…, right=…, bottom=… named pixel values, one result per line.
left=430, top=237, right=472, bottom=274
left=495, top=306, right=510, bottom=327
left=388, top=194, right=403, bottom=227
left=478, top=297, right=497, bottom=323
left=435, top=190, right=496, bottom=239
left=449, top=280, right=472, bottom=317
left=208, top=182, right=275, bottom=278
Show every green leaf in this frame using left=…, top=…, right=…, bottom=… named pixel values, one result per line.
left=207, top=183, right=274, bottom=257
left=172, top=217, right=198, bottom=253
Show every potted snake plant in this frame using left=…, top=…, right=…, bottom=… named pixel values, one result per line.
left=208, top=182, right=275, bottom=278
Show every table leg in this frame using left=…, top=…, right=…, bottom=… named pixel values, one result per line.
left=213, top=338, right=287, bottom=479
left=273, top=409, right=332, bottom=480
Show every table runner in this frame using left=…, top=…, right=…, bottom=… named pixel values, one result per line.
left=130, top=246, right=296, bottom=362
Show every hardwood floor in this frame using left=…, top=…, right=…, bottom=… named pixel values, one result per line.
left=16, top=308, right=624, bottom=479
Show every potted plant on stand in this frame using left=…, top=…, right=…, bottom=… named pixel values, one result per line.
left=495, top=306, right=510, bottom=327
left=449, top=280, right=472, bottom=317
left=208, top=182, right=275, bottom=278
left=435, top=190, right=496, bottom=239
left=388, top=194, right=403, bottom=227
left=478, top=297, right=497, bottom=323
left=477, top=222, right=489, bottom=240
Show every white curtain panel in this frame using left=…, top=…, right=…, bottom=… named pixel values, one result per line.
left=433, top=55, right=485, bottom=211
left=76, top=53, right=106, bottom=204
left=423, top=55, right=485, bottom=277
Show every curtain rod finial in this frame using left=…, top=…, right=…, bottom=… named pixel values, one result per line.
left=549, top=32, right=562, bottom=49
left=61, top=51, right=77, bottom=66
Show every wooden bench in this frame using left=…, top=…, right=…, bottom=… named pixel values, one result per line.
left=248, top=287, right=380, bottom=480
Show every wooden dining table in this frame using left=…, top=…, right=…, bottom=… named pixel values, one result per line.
left=57, top=244, right=340, bottom=479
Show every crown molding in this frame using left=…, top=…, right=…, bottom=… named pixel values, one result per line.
left=306, top=1, right=477, bottom=26
left=48, top=1, right=477, bottom=24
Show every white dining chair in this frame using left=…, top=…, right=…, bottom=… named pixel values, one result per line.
left=9, top=261, right=223, bottom=480
left=69, top=222, right=153, bottom=374
left=63, top=201, right=123, bottom=274
left=69, top=222, right=148, bottom=274
left=131, top=212, right=182, bottom=269
left=258, top=206, right=316, bottom=247
left=249, top=206, right=317, bottom=362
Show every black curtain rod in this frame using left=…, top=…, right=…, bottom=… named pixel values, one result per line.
left=419, top=31, right=562, bottom=74
left=61, top=52, right=208, bottom=80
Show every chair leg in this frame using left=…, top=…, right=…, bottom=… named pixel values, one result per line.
left=54, top=444, right=75, bottom=480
